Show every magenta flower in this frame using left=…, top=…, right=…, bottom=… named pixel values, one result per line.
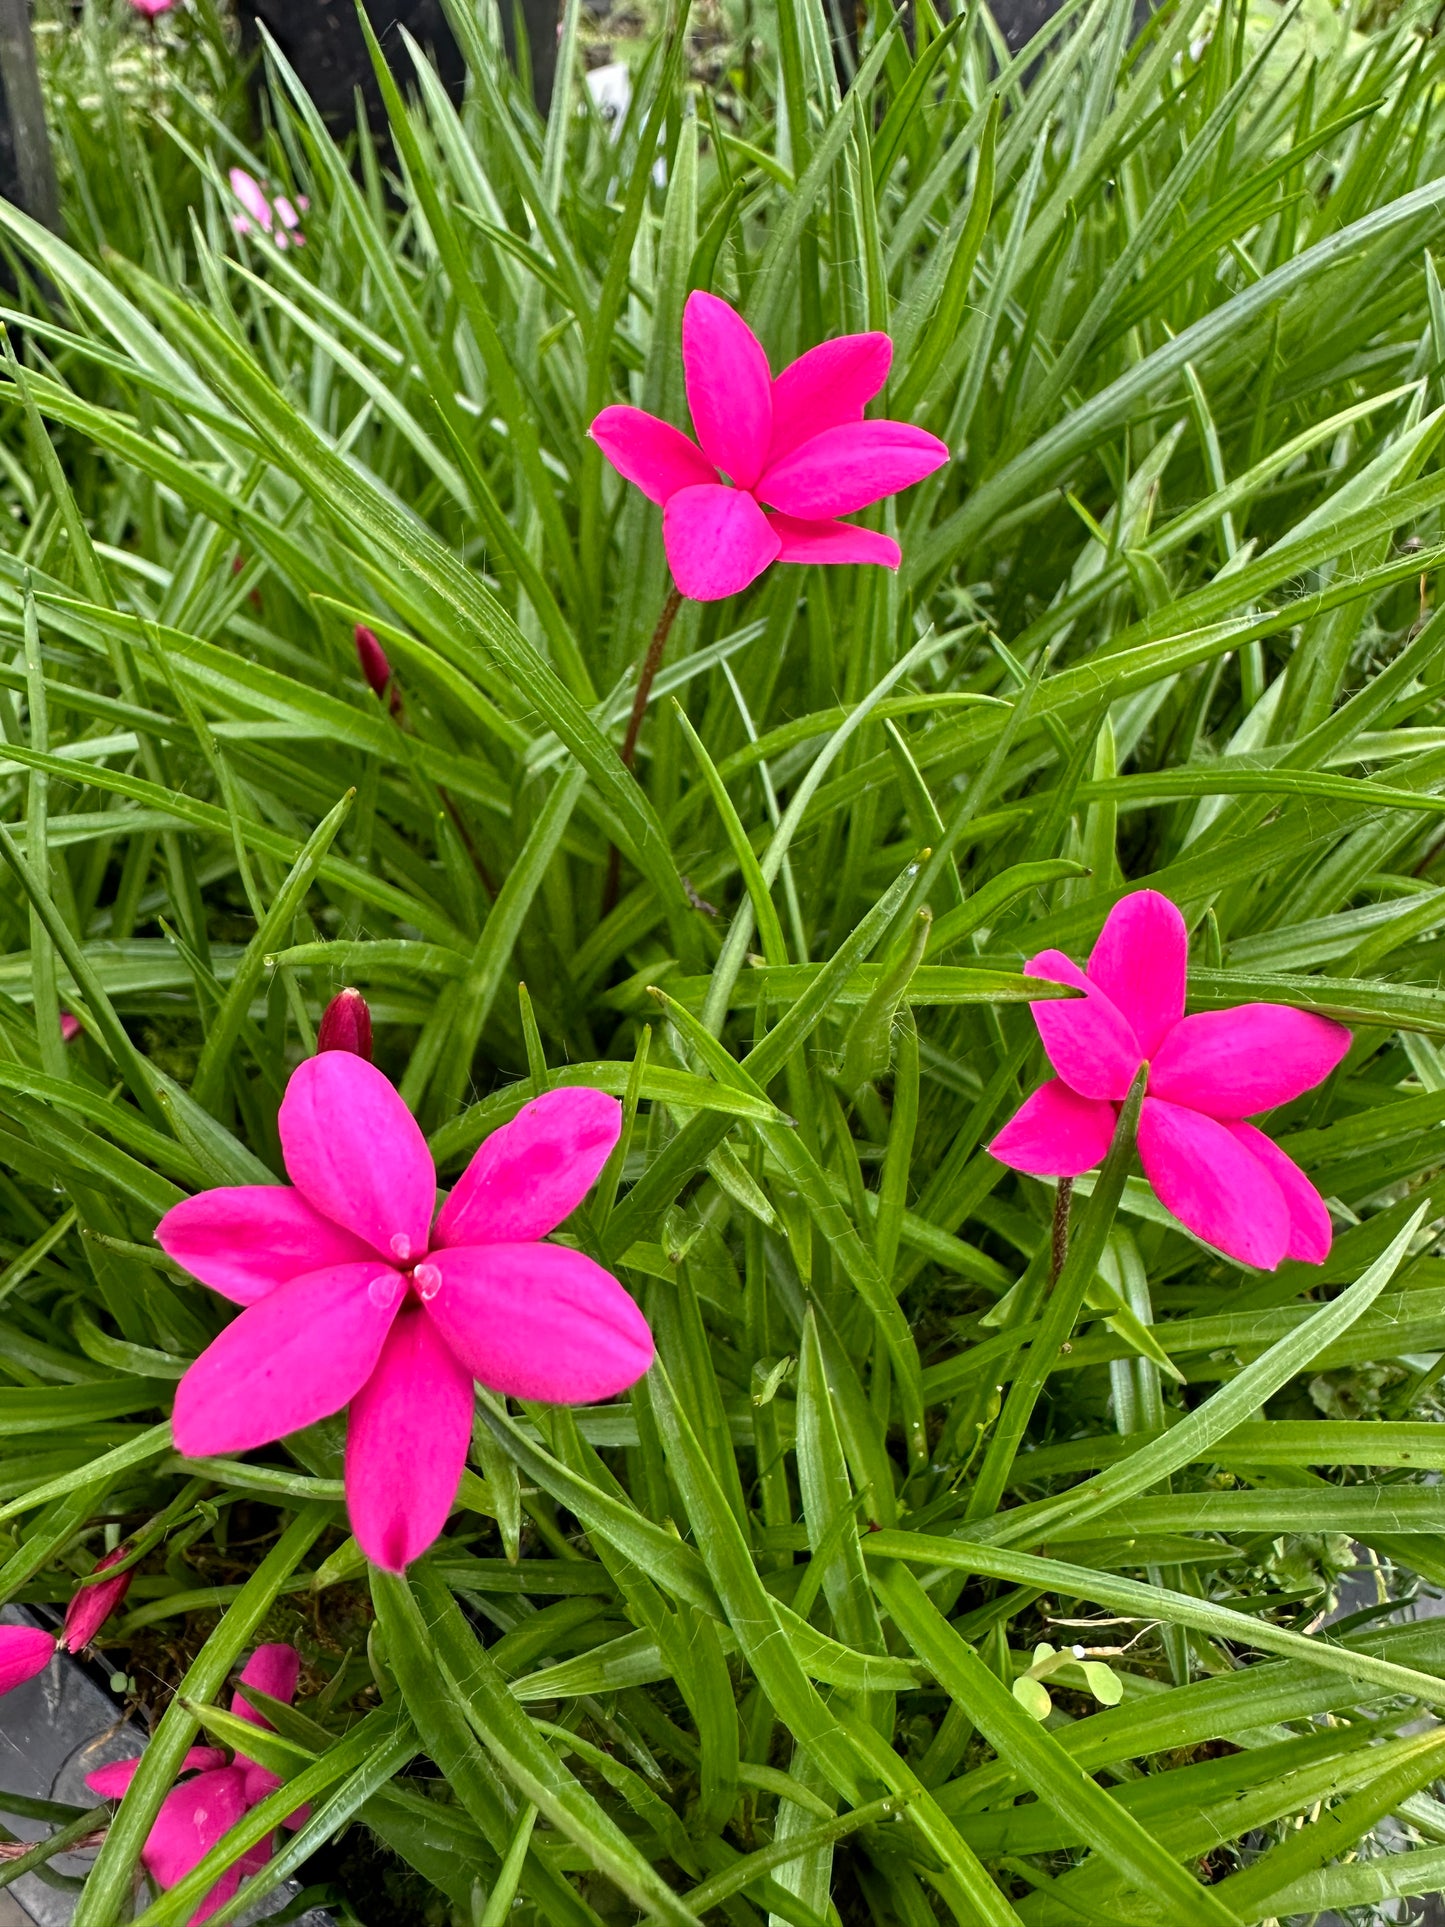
left=0, top=1624, right=55, bottom=1694
left=60, top=1012, right=81, bottom=1044
left=61, top=1546, right=133, bottom=1654
left=989, top=891, right=1350, bottom=1270
left=317, top=987, right=372, bottom=1061
left=87, top=1645, right=305, bottom=1924
left=590, top=291, right=948, bottom=601
left=228, top=169, right=307, bottom=250
left=159, top=1060, right=651, bottom=1570
left=130, top=0, right=175, bottom=15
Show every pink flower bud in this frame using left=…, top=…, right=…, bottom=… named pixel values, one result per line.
left=61, top=1547, right=133, bottom=1655
left=0, top=1624, right=56, bottom=1693
left=60, top=1013, right=81, bottom=1044
left=317, top=988, right=373, bottom=1061
left=355, top=624, right=392, bottom=698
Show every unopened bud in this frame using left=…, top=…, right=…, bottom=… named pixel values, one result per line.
left=60, top=1013, right=81, bottom=1044
left=318, top=987, right=373, bottom=1061
left=355, top=625, right=392, bottom=699
left=61, top=1547, right=133, bottom=1655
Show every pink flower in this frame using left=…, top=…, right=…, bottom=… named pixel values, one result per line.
left=159, top=1063, right=651, bottom=1569
left=229, top=169, right=306, bottom=250
left=87, top=1645, right=305, bottom=1924
left=0, top=1624, right=55, bottom=1694
left=130, top=0, right=175, bottom=15
left=989, top=891, right=1350, bottom=1271
left=317, top=988, right=372, bottom=1061
left=60, top=1012, right=82, bottom=1043
left=61, top=1547, right=133, bottom=1654
left=590, top=291, right=949, bottom=601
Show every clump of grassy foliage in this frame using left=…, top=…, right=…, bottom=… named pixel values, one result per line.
left=2, top=0, right=1445, bottom=1921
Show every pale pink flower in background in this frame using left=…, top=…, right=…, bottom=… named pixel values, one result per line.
left=0, top=1625, right=55, bottom=1695
left=989, top=891, right=1351, bottom=1270
left=228, top=169, right=307, bottom=250
left=159, top=1060, right=651, bottom=1570
left=590, top=290, right=949, bottom=601
left=316, top=987, right=372, bottom=1061
left=130, top=0, right=175, bottom=16
left=61, top=1546, right=133, bottom=1654
left=87, top=1645, right=306, bottom=1924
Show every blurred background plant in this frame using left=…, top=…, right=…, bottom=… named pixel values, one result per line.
left=0, top=0, right=1442, bottom=1923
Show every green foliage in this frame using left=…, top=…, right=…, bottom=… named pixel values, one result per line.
left=2, top=0, right=1445, bottom=1921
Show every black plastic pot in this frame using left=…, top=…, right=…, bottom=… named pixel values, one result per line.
left=235, top=0, right=467, bottom=132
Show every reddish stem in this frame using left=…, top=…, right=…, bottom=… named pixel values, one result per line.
left=602, top=585, right=685, bottom=915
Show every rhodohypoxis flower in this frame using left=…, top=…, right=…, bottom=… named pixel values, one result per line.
left=989, top=891, right=1350, bottom=1270
left=229, top=169, right=307, bottom=250
left=590, top=291, right=948, bottom=601
left=60, top=1012, right=81, bottom=1043
left=87, top=1645, right=305, bottom=1924
left=61, top=1546, right=133, bottom=1654
left=0, top=1554, right=134, bottom=1697
left=159, top=1060, right=652, bottom=1569
left=130, top=0, right=175, bottom=16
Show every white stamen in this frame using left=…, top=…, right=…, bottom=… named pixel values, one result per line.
left=389, top=1233, right=413, bottom=1263
left=413, top=1263, right=443, bottom=1302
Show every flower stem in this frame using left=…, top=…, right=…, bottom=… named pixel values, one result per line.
left=602, top=584, right=685, bottom=915
left=620, top=585, right=684, bottom=772
left=1050, top=1177, right=1073, bottom=1285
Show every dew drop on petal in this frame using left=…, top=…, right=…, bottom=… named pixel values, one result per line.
left=389, top=1233, right=413, bottom=1263
left=368, top=1271, right=403, bottom=1311
left=413, top=1263, right=442, bottom=1302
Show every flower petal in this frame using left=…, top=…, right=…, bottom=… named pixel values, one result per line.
left=1149, top=1006, right=1351, bottom=1118
left=765, top=512, right=901, bottom=570
left=989, top=1079, right=1118, bottom=1176
left=141, top=1766, right=250, bottom=1890
left=435, top=1088, right=622, bottom=1249
left=155, top=1187, right=377, bottom=1306
left=1086, top=891, right=1188, bottom=1061
left=1138, top=1097, right=1290, bottom=1269
left=86, top=1748, right=227, bottom=1802
left=171, top=1262, right=401, bottom=1459
left=425, top=1244, right=653, bottom=1404
left=662, top=484, right=781, bottom=602
left=0, top=1624, right=53, bottom=1694
left=228, top=168, right=272, bottom=233
left=590, top=405, right=717, bottom=504
left=682, top=291, right=773, bottom=490
left=1225, top=1123, right=1334, bottom=1264
left=756, top=420, right=949, bottom=519
left=278, top=1053, right=435, bottom=1262
left=232, top=1643, right=301, bottom=1735
left=1026, top=953, right=1142, bottom=1101
left=768, top=332, right=893, bottom=465
left=345, top=1303, right=474, bottom=1572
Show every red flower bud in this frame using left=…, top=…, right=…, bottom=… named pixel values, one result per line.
left=318, top=987, right=373, bottom=1061
left=355, top=625, right=392, bottom=697
left=61, top=1547, right=133, bottom=1655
